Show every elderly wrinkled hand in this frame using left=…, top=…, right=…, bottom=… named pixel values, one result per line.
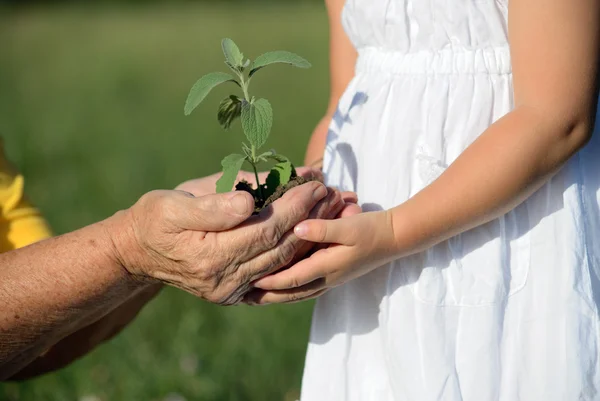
left=113, top=180, right=355, bottom=305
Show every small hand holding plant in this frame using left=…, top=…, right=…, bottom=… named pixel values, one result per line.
left=246, top=210, right=398, bottom=305
left=185, top=38, right=312, bottom=212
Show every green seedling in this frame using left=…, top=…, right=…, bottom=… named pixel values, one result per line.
left=184, top=38, right=311, bottom=210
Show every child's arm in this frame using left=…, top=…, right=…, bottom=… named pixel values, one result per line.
left=304, top=0, right=357, bottom=169
left=247, top=0, right=600, bottom=304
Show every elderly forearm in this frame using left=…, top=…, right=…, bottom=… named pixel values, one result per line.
left=390, top=106, right=593, bottom=255
left=0, top=211, right=142, bottom=379
left=8, top=282, right=161, bottom=380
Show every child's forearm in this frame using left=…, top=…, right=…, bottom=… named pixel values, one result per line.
left=304, top=115, right=332, bottom=168
left=389, top=106, right=593, bottom=256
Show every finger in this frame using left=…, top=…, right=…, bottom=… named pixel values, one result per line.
left=253, top=246, right=344, bottom=290
left=307, top=202, right=363, bottom=255
left=238, top=186, right=345, bottom=282
left=175, top=172, right=220, bottom=196
left=306, top=187, right=346, bottom=222
left=232, top=181, right=328, bottom=258
left=338, top=203, right=362, bottom=219
left=293, top=217, right=358, bottom=245
left=341, top=191, right=358, bottom=204
left=307, top=204, right=361, bottom=255
left=174, top=191, right=254, bottom=232
left=244, top=280, right=328, bottom=305
left=296, top=166, right=324, bottom=182
left=285, top=187, right=345, bottom=260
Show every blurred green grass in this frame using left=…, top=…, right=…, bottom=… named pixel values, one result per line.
left=0, top=3, right=329, bottom=400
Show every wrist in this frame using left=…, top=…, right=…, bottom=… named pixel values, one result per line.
left=378, top=209, right=404, bottom=261
left=387, top=203, right=426, bottom=259
left=102, top=209, right=155, bottom=286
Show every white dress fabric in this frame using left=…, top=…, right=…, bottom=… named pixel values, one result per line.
left=300, top=1, right=600, bottom=400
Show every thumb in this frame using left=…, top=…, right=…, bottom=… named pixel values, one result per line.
left=176, top=191, right=254, bottom=232
left=296, top=166, right=324, bottom=182
left=293, top=216, right=355, bottom=245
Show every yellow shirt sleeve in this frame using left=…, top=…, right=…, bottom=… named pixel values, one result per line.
left=0, top=141, right=52, bottom=252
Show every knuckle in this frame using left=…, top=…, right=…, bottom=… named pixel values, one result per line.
left=157, top=197, right=179, bottom=221
left=287, top=291, right=304, bottom=302
left=141, top=190, right=167, bottom=208
left=257, top=224, right=282, bottom=249
left=278, top=244, right=297, bottom=268
left=330, top=191, right=344, bottom=212
left=273, top=235, right=298, bottom=266
left=323, top=191, right=344, bottom=216
left=314, top=224, right=327, bottom=242
left=280, top=186, right=311, bottom=216
left=287, top=276, right=301, bottom=289
left=266, top=235, right=298, bottom=273
left=139, top=190, right=179, bottom=222
left=239, top=239, right=297, bottom=282
left=203, top=259, right=225, bottom=287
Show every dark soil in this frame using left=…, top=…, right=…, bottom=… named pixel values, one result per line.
left=235, top=175, right=314, bottom=214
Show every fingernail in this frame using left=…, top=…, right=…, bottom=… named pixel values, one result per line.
left=295, top=223, right=309, bottom=238
left=312, top=184, right=327, bottom=202
left=229, top=193, right=251, bottom=215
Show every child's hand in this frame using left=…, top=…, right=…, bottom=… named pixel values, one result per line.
left=244, top=210, right=398, bottom=305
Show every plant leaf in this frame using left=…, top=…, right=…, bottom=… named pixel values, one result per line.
left=267, top=153, right=288, bottom=164
left=268, top=153, right=297, bottom=178
left=184, top=72, right=236, bottom=116
left=264, top=170, right=280, bottom=200
left=221, top=38, right=244, bottom=68
left=217, top=95, right=242, bottom=129
left=264, top=159, right=293, bottom=199
left=273, top=160, right=294, bottom=184
left=257, top=150, right=275, bottom=160
left=241, top=98, right=273, bottom=150
left=242, top=142, right=252, bottom=158
left=249, top=51, right=311, bottom=77
left=216, top=153, right=246, bottom=193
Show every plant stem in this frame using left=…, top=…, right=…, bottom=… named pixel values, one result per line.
left=238, top=71, right=251, bottom=102
left=242, top=82, right=250, bottom=102
left=250, top=158, right=264, bottom=200
left=239, top=70, right=262, bottom=199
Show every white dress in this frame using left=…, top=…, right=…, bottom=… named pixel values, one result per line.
left=301, top=1, right=600, bottom=400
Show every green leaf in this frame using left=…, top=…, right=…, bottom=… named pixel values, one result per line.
left=249, top=51, right=311, bottom=77
left=269, top=153, right=297, bottom=178
left=184, top=72, right=236, bottom=116
left=217, top=95, right=242, bottom=130
left=267, top=153, right=288, bottom=164
left=241, top=98, right=273, bottom=150
left=221, top=38, right=244, bottom=68
left=257, top=150, right=275, bottom=162
left=264, top=171, right=280, bottom=200
left=264, top=160, right=293, bottom=199
left=216, top=154, right=246, bottom=193
left=242, top=142, right=252, bottom=158
left=273, top=160, right=294, bottom=184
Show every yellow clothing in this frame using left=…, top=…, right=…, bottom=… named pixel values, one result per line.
left=0, top=142, right=52, bottom=251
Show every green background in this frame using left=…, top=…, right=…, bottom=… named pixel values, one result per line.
left=0, top=2, right=330, bottom=400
